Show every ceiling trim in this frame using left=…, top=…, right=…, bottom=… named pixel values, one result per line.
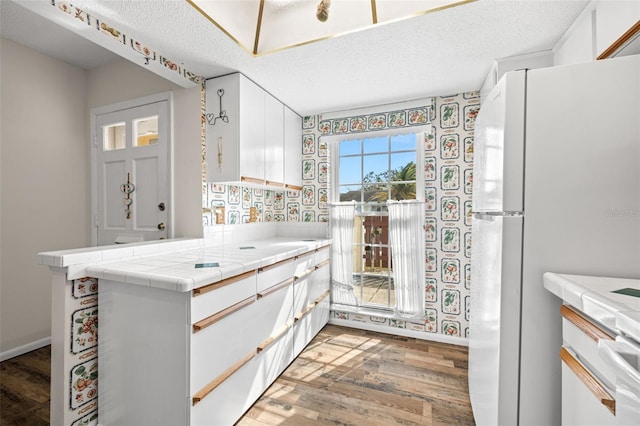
left=21, top=0, right=204, bottom=87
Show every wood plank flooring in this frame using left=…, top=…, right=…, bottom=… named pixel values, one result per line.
left=237, top=325, right=474, bottom=425
left=0, top=325, right=475, bottom=425
left=0, top=346, right=50, bottom=425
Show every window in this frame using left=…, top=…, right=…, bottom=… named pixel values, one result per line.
left=334, top=132, right=423, bottom=309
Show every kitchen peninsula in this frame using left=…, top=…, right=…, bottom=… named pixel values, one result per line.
left=39, top=223, right=331, bottom=426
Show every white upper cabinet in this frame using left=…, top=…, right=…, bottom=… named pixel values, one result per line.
left=205, top=73, right=302, bottom=189
left=264, top=92, right=284, bottom=187
left=284, top=106, right=302, bottom=190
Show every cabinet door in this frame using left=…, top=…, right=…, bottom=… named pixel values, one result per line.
left=206, top=74, right=240, bottom=182
left=284, top=106, right=302, bottom=189
left=239, top=76, right=265, bottom=183
left=264, top=93, right=284, bottom=185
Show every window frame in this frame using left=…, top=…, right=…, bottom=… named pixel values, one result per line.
left=326, top=126, right=428, bottom=310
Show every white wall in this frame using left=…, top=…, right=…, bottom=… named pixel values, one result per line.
left=0, top=42, right=203, bottom=358
left=1, top=38, right=88, bottom=356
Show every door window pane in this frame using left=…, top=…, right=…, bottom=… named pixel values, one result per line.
left=103, top=122, right=125, bottom=151
left=134, top=115, right=158, bottom=147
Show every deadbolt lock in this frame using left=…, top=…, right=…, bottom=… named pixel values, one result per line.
left=158, top=202, right=165, bottom=211
left=157, top=222, right=165, bottom=230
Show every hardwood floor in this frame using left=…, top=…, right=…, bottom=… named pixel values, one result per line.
left=238, top=325, right=474, bottom=425
left=0, top=346, right=50, bottom=425
left=0, top=325, right=475, bottom=425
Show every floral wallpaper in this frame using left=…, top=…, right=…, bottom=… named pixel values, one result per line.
left=201, top=91, right=480, bottom=341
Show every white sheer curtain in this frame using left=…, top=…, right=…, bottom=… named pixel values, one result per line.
left=330, top=203, right=358, bottom=306
left=388, top=200, right=425, bottom=318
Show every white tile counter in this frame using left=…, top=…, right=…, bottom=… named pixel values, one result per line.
left=39, top=237, right=329, bottom=292
left=543, top=273, right=640, bottom=342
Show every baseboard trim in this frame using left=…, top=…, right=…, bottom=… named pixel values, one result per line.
left=329, top=318, right=469, bottom=347
left=0, top=337, right=51, bottom=362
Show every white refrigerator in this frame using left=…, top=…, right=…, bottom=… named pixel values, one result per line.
left=468, top=54, right=640, bottom=426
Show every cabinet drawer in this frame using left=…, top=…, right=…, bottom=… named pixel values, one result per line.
left=255, top=279, right=294, bottom=343
left=294, top=264, right=330, bottom=316
left=190, top=350, right=260, bottom=426
left=257, top=258, right=295, bottom=293
left=191, top=271, right=256, bottom=324
left=315, top=245, right=330, bottom=264
left=561, top=305, right=616, bottom=387
left=190, top=297, right=261, bottom=393
left=294, top=251, right=315, bottom=279
left=190, top=328, right=294, bottom=426
left=293, top=290, right=330, bottom=357
left=561, top=347, right=616, bottom=424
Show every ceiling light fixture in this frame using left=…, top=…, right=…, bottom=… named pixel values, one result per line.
left=187, top=0, right=477, bottom=56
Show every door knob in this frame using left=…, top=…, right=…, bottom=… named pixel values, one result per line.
left=157, top=222, right=165, bottom=230
left=158, top=202, right=165, bottom=211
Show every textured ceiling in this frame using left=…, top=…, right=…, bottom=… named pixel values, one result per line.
left=1, top=0, right=589, bottom=115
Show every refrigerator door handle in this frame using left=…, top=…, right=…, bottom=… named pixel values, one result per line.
left=472, top=211, right=524, bottom=220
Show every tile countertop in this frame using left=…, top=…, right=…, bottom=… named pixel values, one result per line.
left=39, top=237, right=331, bottom=293
left=543, top=273, right=640, bottom=343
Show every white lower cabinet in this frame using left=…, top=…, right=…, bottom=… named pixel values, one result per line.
left=559, top=305, right=616, bottom=426
left=99, top=245, right=330, bottom=425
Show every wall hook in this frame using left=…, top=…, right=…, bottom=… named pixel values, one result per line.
left=206, top=89, right=229, bottom=125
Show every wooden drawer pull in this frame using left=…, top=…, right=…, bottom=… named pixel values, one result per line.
left=265, top=180, right=285, bottom=188
left=193, top=296, right=255, bottom=332
left=241, top=176, right=265, bottom=185
left=192, top=270, right=256, bottom=297
left=315, top=259, right=331, bottom=270
left=192, top=350, right=255, bottom=405
left=294, top=303, right=316, bottom=322
left=257, top=319, right=294, bottom=353
left=258, top=277, right=294, bottom=298
left=315, top=290, right=330, bottom=304
left=258, top=258, right=294, bottom=273
left=560, top=347, right=615, bottom=415
left=295, top=267, right=315, bottom=281
left=560, top=305, right=614, bottom=342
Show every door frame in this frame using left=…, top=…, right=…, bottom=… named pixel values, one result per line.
left=90, top=92, right=174, bottom=246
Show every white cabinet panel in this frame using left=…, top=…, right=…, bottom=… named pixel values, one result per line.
left=284, top=106, right=302, bottom=189
left=294, top=251, right=315, bottom=279
left=190, top=353, right=260, bottom=426
left=190, top=271, right=256, bottom=324
left=257, top=258, right=295, bottom=293
left=293, top=293, right=330, bottom=358
left=190, top=297, right=261, bottom=393
left=561, top=354, right=615, bottom=426
left=264, top=93, right=284, bottom=185
left=239, top=75, right=265, bottom=183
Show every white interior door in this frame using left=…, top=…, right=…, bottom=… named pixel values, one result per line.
left=94, top=98, right=170, bottom=245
